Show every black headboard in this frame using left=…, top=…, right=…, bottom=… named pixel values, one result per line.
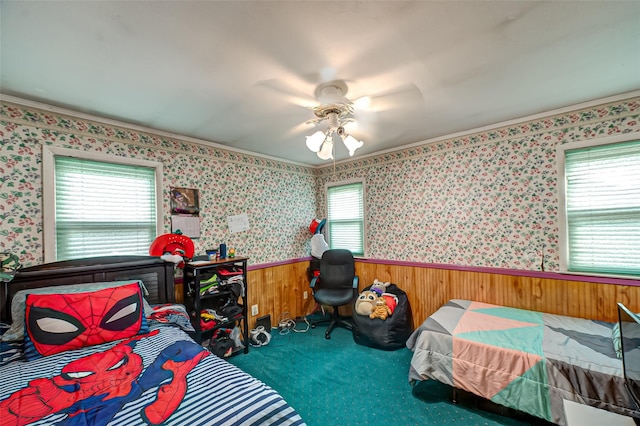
left=1, top=256, right=175, bottom=323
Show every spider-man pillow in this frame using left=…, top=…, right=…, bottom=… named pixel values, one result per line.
left=2, top=280, right=154, bottom=343
left=23, top=282, right=148, bottom=360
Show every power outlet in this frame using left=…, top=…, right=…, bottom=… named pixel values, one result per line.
left=303, top=291, right=308, bottom=300
left=251, top=304, right=259, bottom=316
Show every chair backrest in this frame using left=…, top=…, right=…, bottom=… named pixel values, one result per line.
left=318, top=249, right=355, bottom=289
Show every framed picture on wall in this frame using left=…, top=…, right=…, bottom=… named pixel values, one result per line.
left=170, top=187, right=200, bottom=215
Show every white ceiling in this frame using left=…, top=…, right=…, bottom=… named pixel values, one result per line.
left=1, top=1, right=639, bottom=166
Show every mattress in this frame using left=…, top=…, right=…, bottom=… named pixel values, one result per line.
left=406, top=299, right=639, bottom=425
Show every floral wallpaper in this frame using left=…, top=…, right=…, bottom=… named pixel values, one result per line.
left=316, top=97, right=640, bottom=272
left=1, top=96, right=639, bottom=272
left=0, top=103, right=317, bottom=267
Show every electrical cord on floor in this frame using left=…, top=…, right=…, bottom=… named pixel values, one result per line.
left=278, top=312, right=310, bottom=335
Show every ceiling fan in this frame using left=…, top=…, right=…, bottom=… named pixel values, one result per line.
left=254, top=70, right=425, bottom=161
left=304, top=80, right=364, bottom=160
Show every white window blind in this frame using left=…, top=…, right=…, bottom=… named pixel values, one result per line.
left=54, top=156, right=158, bottom=260
left=327, top=182, right=364, bottom=255
left=564, top=139, right=640, bottom=277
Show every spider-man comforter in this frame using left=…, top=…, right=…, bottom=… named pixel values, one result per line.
left=0, top=325, right=305, bottom=426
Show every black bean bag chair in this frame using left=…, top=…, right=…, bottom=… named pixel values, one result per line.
left=352, top=283, right=413, bottom=350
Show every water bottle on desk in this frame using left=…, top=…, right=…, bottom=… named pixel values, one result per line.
left=219, top=243, right=227, bottom=259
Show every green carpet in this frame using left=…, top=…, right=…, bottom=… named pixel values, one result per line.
left=228, top=321, right=541, bottom=426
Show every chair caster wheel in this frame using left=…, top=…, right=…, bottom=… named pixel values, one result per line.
left=311, top=324, right=316, bottom=329
left=325, top=333, right=331, bottom=339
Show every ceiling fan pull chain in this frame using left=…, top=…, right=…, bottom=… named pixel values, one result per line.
left=333, top=144, right=336, bottom=176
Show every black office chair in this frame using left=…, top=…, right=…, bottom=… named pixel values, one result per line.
left=310, top=249, right=359, bottom=339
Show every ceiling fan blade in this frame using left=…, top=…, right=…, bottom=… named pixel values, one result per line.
left=348, top=108, right=377, bottom=134
left=253, top=78, right=317, bottom=108
left=343, top=83, right=424, bottom=138
left=365, top=83, right=424, bottom=113
left=287, top=120, right=319, bottom=137
left=299, top=66, right=339, bottom=85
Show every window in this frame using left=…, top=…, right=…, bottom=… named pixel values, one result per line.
left=326, top=180, right=365, bottom=256
left=558, top=134, right=640, bottom=278
left=43, top=147, right=162, bottom=262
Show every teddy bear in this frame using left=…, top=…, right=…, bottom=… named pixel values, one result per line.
left=355, top=290, right=378, bottom=316
left=370, top=279, right=390, bottom=297
left=369, top=296, right=392, bottom=320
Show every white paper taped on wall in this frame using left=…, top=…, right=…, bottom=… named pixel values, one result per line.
left=228, top=213, right=250, bottom=233
left=171, top=215, right=201, bottom=238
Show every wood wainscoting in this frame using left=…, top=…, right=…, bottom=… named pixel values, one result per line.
left=177, top=259, right=640, bottom=330
left=245, top=261, right=317, bottom=329
left=354, top=261, right=640, bottom=328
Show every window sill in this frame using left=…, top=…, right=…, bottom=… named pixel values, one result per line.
left=559, top=270, right=640, bottom=282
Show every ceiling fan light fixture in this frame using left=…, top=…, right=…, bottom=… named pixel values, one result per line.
left=305, top=81, right=366, bottom=160
left=305, top=130, right=326, bottom=152
left=316, top=139, right=334, bottom=160
left=342, top=134, right=364, bottom=156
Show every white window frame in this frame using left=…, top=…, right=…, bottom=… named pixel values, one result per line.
left=557, top=132, right=640, bottom=280
left=43, top=146, right=164, bottom=263
left=325, top=178, right=367, bottom=257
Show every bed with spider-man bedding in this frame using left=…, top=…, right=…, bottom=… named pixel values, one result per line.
left=0, top=278, right=305, bottom=426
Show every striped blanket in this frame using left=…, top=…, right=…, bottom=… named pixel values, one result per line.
left=0, top=324, right=305, bottom=426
